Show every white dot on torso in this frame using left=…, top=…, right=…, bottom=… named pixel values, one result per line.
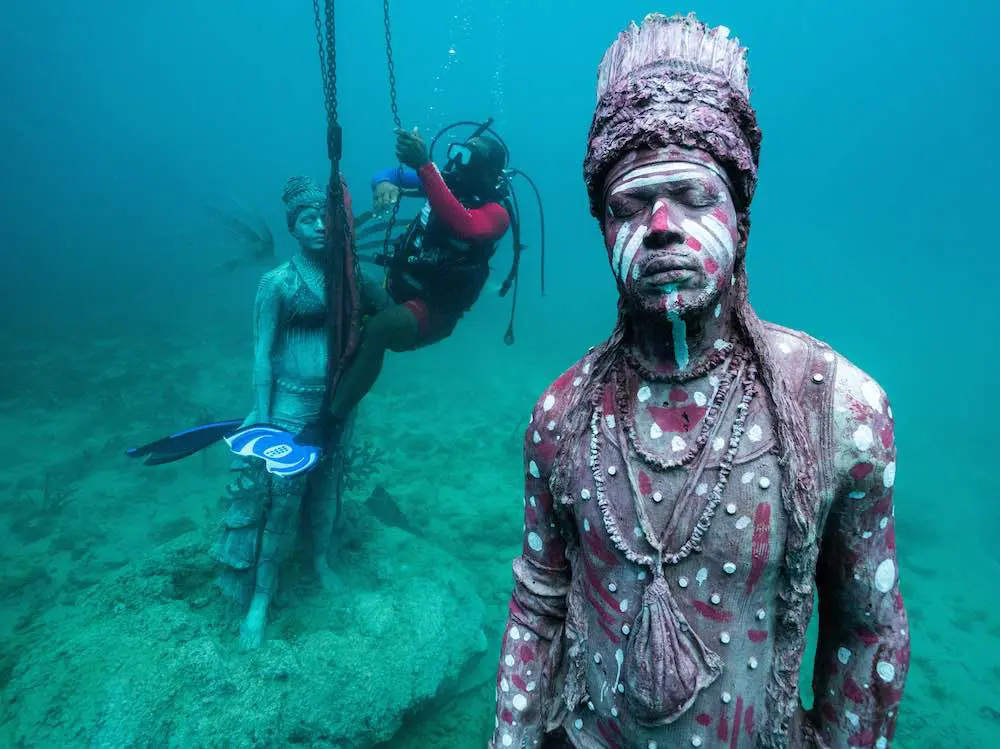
left=874, top=559, right=896, bottom=592
left=853, top=425, right=874, bottom=451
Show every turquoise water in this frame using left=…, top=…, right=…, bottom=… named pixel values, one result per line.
left=0, top=1, right=997, bottom=746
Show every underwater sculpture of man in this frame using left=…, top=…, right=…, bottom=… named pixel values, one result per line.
left=490, top=13, right=909, bottom=749
left=212, top=176, right=353, bottom=650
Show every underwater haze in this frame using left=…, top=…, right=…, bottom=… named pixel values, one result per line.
left=1, top=0, right=997, bottom=746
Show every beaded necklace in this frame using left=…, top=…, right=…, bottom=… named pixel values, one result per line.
left=616, top=345, right=738, bottom=470
left=593, top=350, right=759, bottom=572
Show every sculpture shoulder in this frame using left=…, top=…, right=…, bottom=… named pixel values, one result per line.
left=524, top=351, right=599, bottom=476
left=828, top=350, right=895, bottom=487
left=759, top=322, right=895, bottom=485
left=530, top=351, right=599, bottom=427
left=255, top=261, right=297, bottom=299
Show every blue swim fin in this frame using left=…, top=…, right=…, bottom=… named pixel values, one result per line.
left=224, top=424, right=321, bottom=478
left=126, top=419, right=245, bottom=465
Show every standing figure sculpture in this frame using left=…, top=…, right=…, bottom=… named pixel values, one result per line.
left=490, top=13, right=909, bottom=749
left=213, top=176, right=353, bottom=650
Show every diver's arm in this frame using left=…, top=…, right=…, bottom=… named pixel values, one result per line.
left=370, top=166, right=425, bottom=195
left=416, top=162, right=510, bottom=241
left=251, top=272, right=282, bottom=424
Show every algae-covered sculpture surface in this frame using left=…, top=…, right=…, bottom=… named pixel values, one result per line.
left=489, top=13, right=909, bottom=749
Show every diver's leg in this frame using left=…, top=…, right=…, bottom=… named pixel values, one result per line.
left=329, top=302, right=423, bottom=420
left=239, top=474, right=305, bottom=649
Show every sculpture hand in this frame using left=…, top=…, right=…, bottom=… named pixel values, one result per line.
left=373, top=181, right=400, bottom=214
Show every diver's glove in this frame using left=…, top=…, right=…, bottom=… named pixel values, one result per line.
left=395, top=127, right=430, bottom=170
left=295, top=414, right=347, bottom=450
left=295, top=421, right=326, bottom=449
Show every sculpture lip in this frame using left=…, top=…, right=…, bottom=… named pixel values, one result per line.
left=643, top=254, right=699, bottom=274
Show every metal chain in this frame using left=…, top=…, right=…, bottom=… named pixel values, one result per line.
left=312, top=0, right=358, bottom=435
left=383, top=0, right=401, bottom=129
left=382, top=0, right=403, bottom=283
left=312, top=0, right=328, bottom=118
left=325, top=0, right=338, bottom=124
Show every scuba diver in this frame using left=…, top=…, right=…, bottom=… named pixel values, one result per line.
left=127, top=120, right=544, bottom=475
left=325, top=123, right=518, bottom=426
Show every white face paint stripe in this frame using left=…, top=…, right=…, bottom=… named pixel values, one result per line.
left=696, top=217, right=731, bottom=257
left=616, top=162, right=708, bottom=179
left=611, top=221, right=632, bottom=280
left=611, top=171, right=706, bottom=195
left=620, top=224, right=647, bottom=282
left=702, top=214, right=736, bottom=251
left=681, top=218, right=727, bottom=259
left=607, top=160, right=734, bottom=197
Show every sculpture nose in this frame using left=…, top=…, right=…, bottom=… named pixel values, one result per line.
left=645, top=201, right=681, bottom=248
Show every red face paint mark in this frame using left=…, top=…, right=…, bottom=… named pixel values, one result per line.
left=730, top=697, right=744, bottom=749
left=602, top=386, right=616, bottom=414
left=686, top=236, right=702, bottom=251
left=821, top=701, right=837, bottom=724
left=638, top=471, right=653, bottom=495
left=849, top=730, right=875, bottom=746
left=747, top=629, right=768, bottom=643
left=853, top=625, right=879, bottom=647
left=512, top=674, right=528, bottom=691
left=583, top=562, right=624, bottom=615
left=745, top=503, right=772, bottom=595
left=872, top=493, right=893, bottom=516
left=704, top=258, right=719, bottom=274
left=717, top=711, right=729, bottom=741
left=534, top=439, right=556, bottom=463
left=880, top=423, right=893, bottom=449
left=648, top=404, right=708, bottom=433
left=553, top=369, right=575, bottom=392
left=886, top=524, right=896, bottom=551
left=668, top=386, right=688, bottom=402
left=744, top=705, right=755, bottom=736
left=848, top=400, right=869, bottom=422
left=502, top=708, right=514, bottom=724
left=696, top=713, right=712, bottom=726
left=850, top=462, right=874, bottom=481
left=693, top=600, right=733, bottom=622
left=596, top=719, right=623, bottom=749
left=843, top=677, right=866, bottom=703
left=518, top=644, right=536, bottom=663
left=584, top=530, right=620, bottom=567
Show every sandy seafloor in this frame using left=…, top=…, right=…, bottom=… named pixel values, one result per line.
left=0, top=299, right=996, bottom=748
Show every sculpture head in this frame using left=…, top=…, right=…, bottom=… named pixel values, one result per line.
left=602, top=144, right=740, bottom=321
left=583, top=12, right=761, bottom=321
left=282, top=176, right=327, bottom=254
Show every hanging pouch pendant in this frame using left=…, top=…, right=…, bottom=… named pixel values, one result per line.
left=623, top=574, right=724, bottom=726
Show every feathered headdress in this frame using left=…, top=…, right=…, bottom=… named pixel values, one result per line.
left=584, top=13, right=762, bottom=217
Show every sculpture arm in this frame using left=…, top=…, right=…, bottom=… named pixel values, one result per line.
left=416, top=162, right=510, bottom=242
left=490, top=396, right=572, bottom=749
left=250, top=272, right=283, bottom=424
left=809, top=364, right=909, bottom=748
